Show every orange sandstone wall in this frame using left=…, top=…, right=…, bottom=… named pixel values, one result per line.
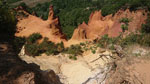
left=71, top=9, right=147, bottom=41
left=15, top=6, right=147, bottom=47
left=15, top=6, right=66, bottom=43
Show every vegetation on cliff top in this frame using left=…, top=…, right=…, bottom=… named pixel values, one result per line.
left=97, top=14, right=150, bottom=49
left=1, top=0, right=150, bottom=56
left=10, top=0, right=150, bottom=39
left=0, top=0, right=16, bottom=41
left=24, top=33, right=83, bottom=58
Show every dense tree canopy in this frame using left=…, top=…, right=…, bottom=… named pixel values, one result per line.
left=0, top=0, right=16, bottom=41
left=51, top=0, right=150, bottom=39
left=5, top=0, right=150, bottom=39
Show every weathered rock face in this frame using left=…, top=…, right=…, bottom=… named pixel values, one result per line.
left=105, top=57, right=150, bottom=84
left=15, top=6, right=66, bottom=43
left=19, top=45, right=114, bottom=84
left=15, top=7, right=147, bottom=47
left=71, top=9, right=147, bottom=41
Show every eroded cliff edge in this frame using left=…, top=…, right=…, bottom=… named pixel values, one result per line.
left=15, top=6, right=148, bottom=47
left=69, top=9, right=147, bottom=45
left=15, top=6, right=66, bottom=44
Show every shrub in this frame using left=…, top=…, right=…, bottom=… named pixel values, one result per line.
left=13, top=37, right=26, bottom=53
left=38, top=37, right=59, bottom=55
left=0, top=0, right=16, bottom=40
left=120, top=33, right=139, bottom=46
left=120, top=17, right=130, bottom=32
left=141, top=24, right=150, bottom=33
left=91, top=50, right=96, bottom=54
left=27, top=33, right=42, bottom=44
left=25, top=36, right=60, bottom=56
left=64, top=44, right=83, bottom=56
left=25, top=43, right=39, bottom=56
left=69, top=55, right=77, bottom=60
left=109, top=44, right=115, bottom=50
left=96, top=33, right=146, bottom=48
left=45, top=47, right=58, bottom=55
left=119, top=17, right=130, bottom=24
left=80, top=42, right=86, bottom=46
left=38, top=37, right=50, bottom=53
left=119, top=33, right=150, bottom=47
left=25, top=33, right=43, bottom=56
left=18, top=2, right=33, bottom=13
left=138, top=34, right=150, bottom=46
left=121, top=24, right=128, bottom=32
left=97, top=34, right=115, bottom=48
left=56, top=41, right=64, bottom=52
left=45, top=42, right=58, bottom=55
left=141, top=14, right=150, bottom=33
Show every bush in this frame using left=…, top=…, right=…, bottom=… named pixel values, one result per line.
left=96, top=32, right=150, bottom=48
left=121, top=24, right=128, bottom=32
left=25, top=36, right=65, bottom=56
left=80, top=42, right=86, bottom=46
left=25, top=43, right=40, bottom=56
left=56, top=41, right=64, bottom=52
left=13, top=37, right=26, bottom=53
left=45, top=42, right=58, bottom=55
left=91, top=50, right=96, bottom=54
left=141, top=14, right=150, bottom=33
left=27, top=33, right=42, bottom=44
left=69, top=55, right=77, bottom=60
left=97, top=34, right=116, bottom=48
left=0, top=0, right=16, bottom=40
left=120, top=33, right=140, bottom=46
left=119, top=33, right=150, bottom=47
left=119, top=17, right=130, bottom=24
left=138, top=34, right=150, bottom=46
left=38, top=37, right=49, bottom=52
left=64, top=44, right=83, bottom=56
left=25, top=33, right=42, bottom=56
left=37, top=37, right=59, bottom=55
left=120, top=17, right=130, bottom=32
left=141, top=24, right=150, bottom=33
left=45, top=47, right=58, bottom=55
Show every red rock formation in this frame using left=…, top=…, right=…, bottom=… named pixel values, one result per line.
left=15, top=6, right=66, bottom=43
left=15, top=6, right=147, bottom=47
left=71, top=9, right=147, bottom=41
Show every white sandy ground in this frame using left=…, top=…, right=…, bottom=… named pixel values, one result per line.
left=19, top=46, right=113, bottom=84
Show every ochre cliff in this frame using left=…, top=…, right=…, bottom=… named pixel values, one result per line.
left=15, top=6, right=66, bottom=43
left=70, top=9, right=147, bottom=42
left=15, top=6, right=147, bottom=47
